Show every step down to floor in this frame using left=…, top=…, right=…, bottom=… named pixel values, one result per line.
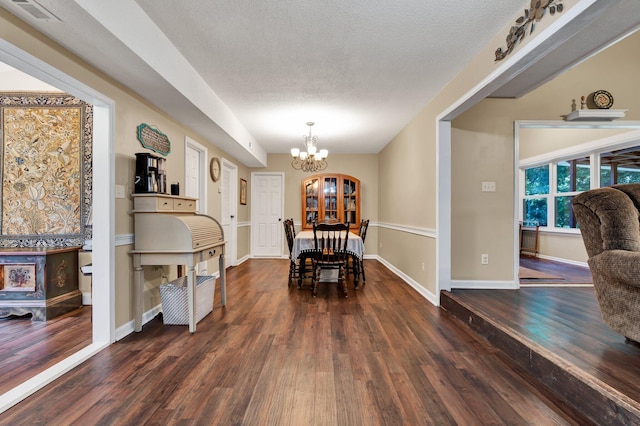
left=440, top=290, right=640, bottom=426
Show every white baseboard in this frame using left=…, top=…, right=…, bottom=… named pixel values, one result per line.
left=449, top=280, right=519, bottom=290
left=535, top=254, right=588, bottom=268
left=374, top=255, right=439, bottom=306
left=115, top=303, right=163, bottom=341
left=0, top=342, right=109, bottom=414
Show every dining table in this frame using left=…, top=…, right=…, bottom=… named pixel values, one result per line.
left=292, top=230, right=365, bottom=288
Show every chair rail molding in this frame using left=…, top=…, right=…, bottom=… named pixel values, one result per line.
left=377, top=222, right=436, bottom=239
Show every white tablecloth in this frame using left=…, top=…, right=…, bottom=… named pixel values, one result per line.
left=292, top=230, right=364, bottom=260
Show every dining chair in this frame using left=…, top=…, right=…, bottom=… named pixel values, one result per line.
left=283, top=218, right=297, bottom=286
left=283, top=218, right=314, bottom=289
left=356, top=219, right=369, bottom=284
left=348, top=219, right=369, bottom=287
left=312, top=222, right=350, bottom=297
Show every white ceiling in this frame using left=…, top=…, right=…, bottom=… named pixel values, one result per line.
left=1, top=1, right=639, bottom=167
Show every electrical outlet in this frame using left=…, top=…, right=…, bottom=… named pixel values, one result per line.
left=421, top=262, right=425, bottom=271
left=481, top=254, right=489, bottom=265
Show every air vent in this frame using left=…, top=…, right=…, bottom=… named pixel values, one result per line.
left=10, top=0, right=60, bottom=22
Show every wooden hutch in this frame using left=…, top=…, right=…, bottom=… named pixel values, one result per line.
left=301, top=174, right=360, bottom=230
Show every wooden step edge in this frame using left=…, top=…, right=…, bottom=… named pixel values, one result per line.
left=440, top=290, right=640, bottom=426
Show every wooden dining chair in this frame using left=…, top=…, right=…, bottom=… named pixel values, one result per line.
left=348, top=219, right=369, bottom=287
left=283, top=218, right=297, bottom=286
left=356, top=219, right=369, bottom=285
left=312, top=222, right=350, bottom=297
left=283, top=218, right=314, bottom=289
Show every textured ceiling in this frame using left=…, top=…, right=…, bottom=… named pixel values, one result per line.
left=134, top=0, right=524, bottom=154
left=0, top=0, right=526, bottom=164
left=0, top=1, right=638, bottom=167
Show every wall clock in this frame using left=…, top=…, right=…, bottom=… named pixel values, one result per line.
left=210, top=157, right=221, bottom=182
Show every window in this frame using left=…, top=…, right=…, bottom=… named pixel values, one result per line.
left=521, top=142, right=640, bottom=231
left=555, top=156, right=589, bottom=228
left=557, top=157, right=590, bottom=193
left=523, top=165, right=548, bottom=226
left=600, top=147, right=640, bottom=187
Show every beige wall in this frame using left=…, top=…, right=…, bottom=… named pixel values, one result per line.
left=519, top=127, right=631, bottom=160
left=254, top=153, right=379, bottom=256
left=451, top=28, right=640, bottom=274
left=378, top=0, right=608, bottom=292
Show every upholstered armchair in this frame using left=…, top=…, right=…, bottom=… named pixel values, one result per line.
left=572, top=184, right=640, bottom=342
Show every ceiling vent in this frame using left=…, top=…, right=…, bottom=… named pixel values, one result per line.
left=10, top=0, right=60, bottom=21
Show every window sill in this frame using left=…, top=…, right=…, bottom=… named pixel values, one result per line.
left=537, top=227, right=581, bottom=236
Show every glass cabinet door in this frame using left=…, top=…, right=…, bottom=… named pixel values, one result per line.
left=304, top=178, right=319, bottom=227
left=301, top=174, right=360, bottom=229
left=323, top=176, right=338, bottom=221
left=343, top=177, right=359, bottom=226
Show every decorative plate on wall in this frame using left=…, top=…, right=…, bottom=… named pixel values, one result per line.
left=592, top=90, right=614, bottom=109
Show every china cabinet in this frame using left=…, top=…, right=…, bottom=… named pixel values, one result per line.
left=301, top=174, right=360, bottom=230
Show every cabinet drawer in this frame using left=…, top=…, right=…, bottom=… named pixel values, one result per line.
left=156, top=197, right=173, bottom=211
left=173, top=198, right=196, bottom=212
left=133, top=196, right=172, bottom=211
left=201, top=246, right=221, bottom=261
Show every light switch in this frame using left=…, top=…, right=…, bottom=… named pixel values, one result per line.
left=481, top=181, right=496, bottom=192
left=115, top=185, right=126, bottom=198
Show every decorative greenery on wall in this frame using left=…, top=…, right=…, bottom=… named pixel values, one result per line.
left=495, top=0, right=564, bottom=61
left=0, top=93, right=92, bottom=247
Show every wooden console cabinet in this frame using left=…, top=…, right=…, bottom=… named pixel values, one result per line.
left=0, top=247, right=82, bottom=320
left=301, top=174, right=360, bottom=230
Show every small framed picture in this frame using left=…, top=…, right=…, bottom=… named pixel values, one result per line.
left=3, top=264, right=36, bottom=291
left=240, top=178, right=247, bottom=205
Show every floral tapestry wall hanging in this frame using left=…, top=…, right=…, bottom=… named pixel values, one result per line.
left=0, top=93, right=93, bottom=247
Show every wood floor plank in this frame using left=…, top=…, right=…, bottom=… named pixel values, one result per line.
left=2, top=259, right=605, bottom=424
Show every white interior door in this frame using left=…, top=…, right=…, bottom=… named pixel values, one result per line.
left=184, top=137, right=207, bottom=272
left=184, top=136, right=207, bottom=212
left=221, top=159, right=237, bottom=266
left=251, top=172, right=284, bottom=257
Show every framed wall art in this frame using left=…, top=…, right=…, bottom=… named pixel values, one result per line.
left=0, top=93, right=93, bottom=247
left=240, top=178, right=247, bottom=205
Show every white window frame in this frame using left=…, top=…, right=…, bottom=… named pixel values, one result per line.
left=518, top=124, right=640, bottom=235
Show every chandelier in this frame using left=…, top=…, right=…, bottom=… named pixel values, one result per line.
left=291, top=122, right=328, bottom=172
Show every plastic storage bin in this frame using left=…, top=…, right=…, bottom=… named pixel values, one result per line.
left=159, top=275, right=215, bottom=325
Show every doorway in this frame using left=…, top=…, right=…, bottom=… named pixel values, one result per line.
left=221, top=159, right=238, bottom=266
left=0, top=41, right=114, bottom=410
left=184, top=136, right=208, bottom=213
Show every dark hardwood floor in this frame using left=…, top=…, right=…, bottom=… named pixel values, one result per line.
left=0, top=304, right=92, bottom=396
left=519, top=255, right=593, bottom=285
left=2, top=259, right=587, bottom=425
left=442, top=287, right=640, bottom=425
